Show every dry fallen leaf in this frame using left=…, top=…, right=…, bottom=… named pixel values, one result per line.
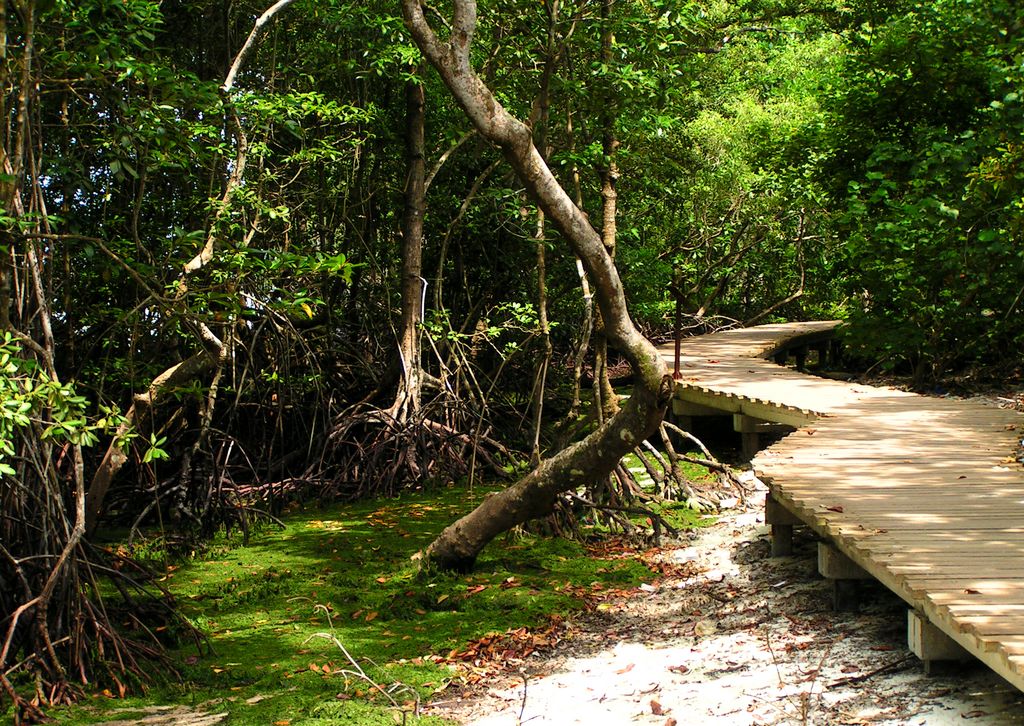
left=651, top=698, right=664, bottom=715
left=615, top=663, right=635, bottom=675
left=667, top=664, right=689, bottom=674
left=694, top=620, right=717, bottom=637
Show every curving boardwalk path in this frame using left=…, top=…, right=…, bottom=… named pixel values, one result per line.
left=658, top=321, right=1024, bottom=690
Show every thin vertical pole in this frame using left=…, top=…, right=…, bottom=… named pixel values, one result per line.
left=672, top=273, right=683, bottom=380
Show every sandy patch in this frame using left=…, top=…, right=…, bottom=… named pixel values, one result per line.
left=427, top=481, right=1024, bottom=725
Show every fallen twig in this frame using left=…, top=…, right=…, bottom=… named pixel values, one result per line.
left=305, top=604, right=421, bottom=723
left=826, top=654, right=915, bottom=689
left=516, top=671, right=529, bottom=725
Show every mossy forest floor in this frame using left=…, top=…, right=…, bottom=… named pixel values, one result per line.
left=40, top=482, right=709, bottom=726
left=25, top=387, right=1024, bottom=725
left=26, top=460, right=1024, bottom=726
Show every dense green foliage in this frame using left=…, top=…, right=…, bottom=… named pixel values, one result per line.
left=1, top=0, right=1021, bottom=716
left=826, top=1, right=1024, bottom=381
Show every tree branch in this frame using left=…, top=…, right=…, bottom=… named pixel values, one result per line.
left=451, top=0, right=477, bottom=55
left=425, top=129, right=475, bottom=193
left=222, top=0, right=299, bottom=92
left=401, top=0, right=652, bottom=366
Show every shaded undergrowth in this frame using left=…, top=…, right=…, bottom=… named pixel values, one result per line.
left=39, top=481, right=712, bottom=725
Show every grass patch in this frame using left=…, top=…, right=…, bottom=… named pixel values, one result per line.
left=648, top=499, right=717, bottom=531
left=619, top=449, right=720, bottom=529
left=46, top=482, right=698, bottom=725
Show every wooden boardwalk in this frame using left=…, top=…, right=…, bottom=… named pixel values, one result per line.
left=657, top=321, right=1024, bottom=690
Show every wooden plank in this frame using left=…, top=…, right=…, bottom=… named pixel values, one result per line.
left=973, top=638, right=1024, bottom=654
left=951, top=620, right=1024, bottom=638
left=889, top=566, right=1024, bottom=578
left=873, top=554, right=1024, bottom=564
left=756, top=451, right=1019, bottom=463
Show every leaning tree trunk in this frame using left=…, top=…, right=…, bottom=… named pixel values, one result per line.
left=86, top=346, right=220, bottom=535
left=401, top=0, right=673, bottom=572
left=86, top=0, right=295, bottom=533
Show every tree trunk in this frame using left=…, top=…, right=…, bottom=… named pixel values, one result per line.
left=569, top=257, right=594, bottom=416
left=528, top=3, right=560, bottom=467
left=391, top=76, right=426, bottom=421
left=529, top=213, right=552, bottom=467
left=564, top=109, right=593, bottom=419
left=86, top=348, right=220, bottom=535
left=401, top=0, right=673, bottom=572
left=593, top=0, right=620, bottom=423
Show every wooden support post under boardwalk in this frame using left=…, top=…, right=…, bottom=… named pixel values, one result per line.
left=734, top=414, right=762, bottom=458
left=765, top=492, right=801, bottom=557
left=741, top=431, right=759, bottom=459
left=672, top=400, right=723, bottom=434
left=818, top=543, right=872, bottom=611
left=908, top=611, right=970, bottom=674
left=735, top=415, right=792, bottom=458
left=813, top=342, right=828, bottom=368
left=794, top=345, right=808, bottom=371
left=829, top=338, right=843, bottom=366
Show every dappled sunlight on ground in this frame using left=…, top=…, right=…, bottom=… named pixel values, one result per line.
left=427, top=498, right=1024, bottom=725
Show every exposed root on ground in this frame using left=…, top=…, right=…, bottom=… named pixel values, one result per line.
left=529, top=422, right=750, bottom=546
left=301, top=398, right=514, bottom=501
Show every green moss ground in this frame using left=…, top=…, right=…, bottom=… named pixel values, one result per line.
left=45, top=482, right=710, bottom=725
